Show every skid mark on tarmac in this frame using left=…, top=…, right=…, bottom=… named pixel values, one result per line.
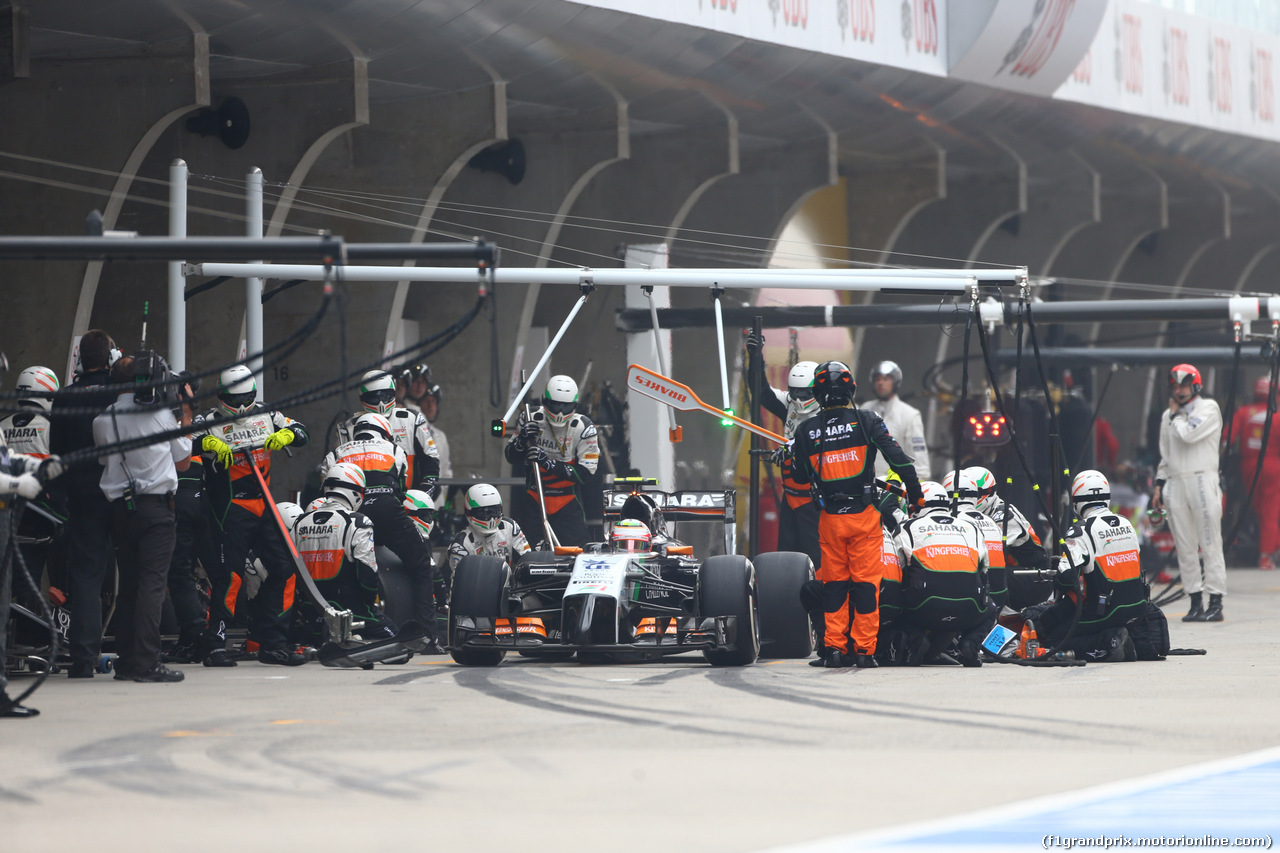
left=707, top=669, right=1110, bottom=743
left=256, top=733, right=456, bottom=798
left=450, top=668, right=802, bottom=744
left=760, top=746, right=1280, bottom=852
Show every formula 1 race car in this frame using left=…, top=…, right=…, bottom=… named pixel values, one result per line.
left=447, top=480, right=815, bottom=666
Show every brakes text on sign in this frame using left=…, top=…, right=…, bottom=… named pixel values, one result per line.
left=633, top=373, right=687, bottom=404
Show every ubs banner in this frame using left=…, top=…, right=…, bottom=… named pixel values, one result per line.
left=578, top=0, right=949, bottom=77
left=1054, top=0, right=1280, bottom=143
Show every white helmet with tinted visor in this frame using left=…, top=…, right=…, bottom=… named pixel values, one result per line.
left=218, top=364, right=257, bottom=415
left=787, top=361, right=818, bottom=416
left=543, top=375, right=578, bottom=427
left=465, top=483, right=504, bottom=538
left=359, top=370, right=397, bottom=415
left=15, top=366, right=59, bottom=412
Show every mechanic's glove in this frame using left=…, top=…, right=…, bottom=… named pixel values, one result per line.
left=37, top=455, right=63, bottom=483
left=0, top=473, right=42, bottom=499
left=201, top=435, right=234, bottom=468
left=525, top=445, right=551, bottom=469
left=745, top=329, right=763, bottom=354
left=769, top=446, right=789, bottom=467
left=265, top=428, right=296, bottom=451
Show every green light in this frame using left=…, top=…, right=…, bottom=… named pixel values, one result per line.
left=720, top=408, right=735, bottom=427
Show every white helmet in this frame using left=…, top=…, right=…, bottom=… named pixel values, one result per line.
left=1070, top=470, right=1111, bottom=511
left=543, top=374, right=578, bottom=427
left=218, top=364, right=257, bottom=415
left=306, top=497, right=328, bottom=512
left=359, top=370, right=397, bottom=416
left=403, top=489, right=434, bottom=538
left=950, top=468, right=988, bottom=507
left=787, top=361, right=819, bottom=416
left=920, top=480, right=950, bottom=508
left=15, top=366, right=59, bottom=412
left=964, top=466, right=999, bottom=513
left=352, top=412, right=393, bottom=443
left=277, top=501, right=304, bottom=532
left=465, top=483, right=504, bottom=538
left=322, top=462, right=366, bottom=511
left=870, top=360, right=903, bottom=399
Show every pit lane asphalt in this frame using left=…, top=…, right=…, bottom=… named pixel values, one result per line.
left=4, top=569, right=1278, bottom=853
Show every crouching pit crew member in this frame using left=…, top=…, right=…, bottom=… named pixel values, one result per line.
left=505, top=375, right=599, bottom=548
left=790, top=361, right=923, bottom=668
left=292, top=463, right=394, bottom=642
left=967, top=465, right=1050, bottom=609
left=322, top=413, right=436, bottom=646
left=447, top=483, right=531, bottom=572
left=193, top=364, right=309, bottom=667
left=1023, top=471, right=1148, bottom=662
left=944, top=468, right=1009, bottom=611
left=891, top=482, right=996, bottom=667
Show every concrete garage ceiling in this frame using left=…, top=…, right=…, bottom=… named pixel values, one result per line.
left=19, top=0, right=1280, bottom=172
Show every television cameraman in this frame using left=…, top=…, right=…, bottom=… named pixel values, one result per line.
left=92, top=353, right=192, bottom=683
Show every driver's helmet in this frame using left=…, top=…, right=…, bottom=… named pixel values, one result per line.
left=611, top=518, right=652, bottom=553
left=359, top=370, right=397, bottom=415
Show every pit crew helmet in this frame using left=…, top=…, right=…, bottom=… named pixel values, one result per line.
left=15, top=365, right=59, bottom=412
left=218, top=364, right=257, bottom=415
left=306, top=497, right=327, bottom=512
left=920, top=480, right=950, bottom=508
left=620, top=492, right=667, bottom=538
left=1070, top=470, right=1111, bottom=511
left=464, top=483, right=504, bottom=539
left=543, top=375, right=579, bottom=427
left=787, top=361, right=819, bottom=416
left=277, top=501, right=304, bottom=532
left=611, top=518, right=652, bottom=553
left=964, top=466, right=999, bottom=513
left=1169, top=363, right=1202, bottom=399
left=870, top=360, right=903, bottom=398
left=359, top=370, right=397, bottom=415
left=403, top=489, right=434, bottom=538
left=813, top=360, right=855, bottom=407
left=322, top=462, right=366, bottom=511
left=352, top=412, right=393, bottom=443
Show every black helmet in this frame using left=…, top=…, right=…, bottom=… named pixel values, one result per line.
left=620, top=492, right=666, bottom=537
left=813, top=361, right=855, bottom=407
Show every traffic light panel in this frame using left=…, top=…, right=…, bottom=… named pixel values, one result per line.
left=967, top=411, right=1010, bottom=446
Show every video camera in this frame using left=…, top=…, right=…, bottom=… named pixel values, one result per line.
left=131, top=350, right=195, bottom=409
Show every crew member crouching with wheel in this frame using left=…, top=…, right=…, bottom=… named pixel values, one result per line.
left=292, top=463, right=394, bottom=643
left=789, top=361, right=923, bottom=668
left=1022, top=471, right=1148, bottom=662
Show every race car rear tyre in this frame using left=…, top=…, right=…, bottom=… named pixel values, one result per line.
left=699, top=555, right=760, bottom=667
left=754, top=551, right=815, bottom=659
left=449, top=556, right=509, bottom=667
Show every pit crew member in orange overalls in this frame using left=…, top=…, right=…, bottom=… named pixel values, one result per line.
left=789, top=361, right=923, bottom=668
left=193, top=365, right=309, bottom=667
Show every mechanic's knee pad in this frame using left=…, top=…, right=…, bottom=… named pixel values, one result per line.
left=849, top=581, right=878, bottom=614
left=799, top=580, right=824, bottom=613
left=820, top=581, right=852, bottom=613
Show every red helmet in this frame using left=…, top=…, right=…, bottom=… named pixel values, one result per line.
left=1255, top=376, right=1272, bottom=402
left=1169, top=363, right=1202, bottom=397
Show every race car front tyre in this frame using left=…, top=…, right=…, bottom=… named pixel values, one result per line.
left=754, top=551, right=816, bottom=659
left=449, top=555, right=509, bottom=667
left=699, top=555, right=760, bottom=667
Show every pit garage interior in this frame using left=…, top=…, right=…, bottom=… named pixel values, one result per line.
left=3, top=2, right=1280, bottom=851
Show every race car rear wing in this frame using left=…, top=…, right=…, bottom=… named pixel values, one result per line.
left=603, top=487, right=738, bottom=555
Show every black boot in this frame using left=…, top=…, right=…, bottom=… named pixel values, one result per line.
left=1182, top=592, right=1204, bottom=622
left=1202, top=594, right=1224, bottom=622
left=0, top=690, right=39, bottom=718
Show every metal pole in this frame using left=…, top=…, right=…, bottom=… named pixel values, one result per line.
left=168, top=159, right=187, bottom=371
left=500, top=291, right=591, bottom=428
left=748, top=315, right=763, bottom=559
left=246, top=168, right=264, bottom=400
left=713, top=289, right=731, bottom=413
left=646, top=288, right=679, bottom=437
